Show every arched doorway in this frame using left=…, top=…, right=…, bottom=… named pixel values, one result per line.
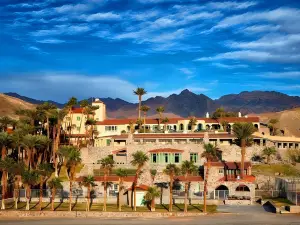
left=215, top=185, right=229, bottom=200
left=197, top=124, right=202, bottom=131
left=173, top=125, right=177, bottom=131
left=180, top=124, right=184, bottom=131
left=254, top=124, right=258, bottom=130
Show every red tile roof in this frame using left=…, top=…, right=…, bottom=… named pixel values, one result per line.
left=96, top=117, right=259, bottom=125
left=76, top=176, right=135, bottom=182
left=204, top=161, right=252, bottom=169
left=174, top=176, right=203, bottom=182
left=127, top=184, right=149, bottom=191
left=71, top=108, right=84, bottom=114
left=148, top=148, right=184, bottom=153
left=218, top=175, right=256, bottom=183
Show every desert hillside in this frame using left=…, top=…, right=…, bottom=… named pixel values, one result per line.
left=249, top=108, right=300, bottom=137
left=0, top=93, right=35, bottom=119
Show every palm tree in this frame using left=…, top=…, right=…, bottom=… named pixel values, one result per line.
left=65, top=97, right=78, bottom=145
left=162, top=117, right=169, bottom=132
left=37, top=163, right=54, bottom=211
left=81, top=175, right=96, bottom=211
left=47, top=178, right=63, bottom=211
left=15, top=109, right=41, bottom=131
left=115, top=168, right=128, bottom=211
left=262, top=147, right=277, bottom=164
left=163, top=164, right=180, bottom=212
left=22, top=170, right=39, bottom=210
left=133, top=88, right=147, bottom=119
left=34, top=135, right=51, bottom=169
left=140, top=105, right=150, bottom=133
left=156, top=106, right=165, bottom=130
left=21, top=134, right=40, bottom=169
left=0, top=157, right=15, bottom=209
left=78, top=100, right=89, bottom=145
left=0, top=116, right=13, bottom=132
left=268, top=119, right=279, bottom=136
left=232, top=122, right=256, bottom=179
left=100, top=155, right=115, bottom=211
left=181, top=160, right=197, bottom=213
left=58, top=145, right=81, bottom=211
left=221, top=120, right=229, bottom=132
left=189, top=117, right=198, bottom=132
left=85, top=118, right=97, bottom=146
left=129, top=120, right=135, bottom=134
left=145, top=186, right=160, bottom=211
left=201, top=143, right=218, bottom=213
left=130, top=151, right=149, bottom=211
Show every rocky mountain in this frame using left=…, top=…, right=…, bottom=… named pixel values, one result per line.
left=3, top=90, right=300, bottom=118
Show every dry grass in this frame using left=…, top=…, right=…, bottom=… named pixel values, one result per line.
left=252, top=164, right=300, bottom=177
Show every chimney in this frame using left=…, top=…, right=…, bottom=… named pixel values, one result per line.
left=238, top=112, right=242, bottom=117
left=206, top=112, right=209, bottom=118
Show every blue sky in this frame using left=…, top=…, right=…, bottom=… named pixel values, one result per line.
left=0, top=0, right=300, bottom=103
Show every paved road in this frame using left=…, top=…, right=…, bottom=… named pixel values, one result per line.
left=0, top=205, right=299, bottom=225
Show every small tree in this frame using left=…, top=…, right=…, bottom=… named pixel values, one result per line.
left=131, top=151, right=149, bottom=211
left=181, top=160, right=197, bottom=213
left=162, top=117, right=169, bottom=132
left=189, top=117, right=198, bottom=132
left=100, top=155, right=115, bottom=211
left=268, top=119, right=279, bottom=136
left=221, top=120, right=229, bottom=132
left=81, top=175, right=96, bottom=211
left=145, top=186, right=160, bottom=212
left=47, top=178, right=63, bottom=211
left=37, top=163, right=54, bottom=211
left=287, top=149, right=300, bottom=164
left=22, top=170, right=39, bottom=210
left=262, top=147, right=277, bottom=164
left=140, top=105, right=150, bottom=133
left=163, top=164, right=180, bottom=212
left=156, top=106, right=165, bottom=130
left=115, top=168, right=128, bottom=211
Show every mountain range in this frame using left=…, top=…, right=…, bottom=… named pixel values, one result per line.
left=4, top=90, right=300, bottom=118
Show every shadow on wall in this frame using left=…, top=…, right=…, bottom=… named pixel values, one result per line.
left=262, top=201, right=277, bottom=213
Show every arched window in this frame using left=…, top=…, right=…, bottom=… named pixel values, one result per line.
left=197, top=124, right=202, bottom=131
left=215, top=185, right=229, bottom=191
left=236, top=185, right=250, bottom=192
left=180, top=124, right=184, bottom=130
left=173, top=125, right=177, bottom=131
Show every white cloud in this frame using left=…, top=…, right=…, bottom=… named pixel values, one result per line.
left=212, top=62, right=249, bottom=69
left=259, top=71, right=300, bottom=79
left=242, top=24, right=280, bottom=33
left=54, top=4, right=91, bottom=13
left=82, top=12, right=121, bottom=21
left=36, top=39, right=66, bottom=44
left=31, top=25, right=91, bottom=37
left=0, top=73, right=137, bottom=102
left=179, top=68, right=193, bottom=75
left=207, top=1, right=257, bottom=10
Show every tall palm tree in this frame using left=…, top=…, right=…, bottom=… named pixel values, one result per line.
left=34, top=135, right=50, bottom=169
left=189, top=117, right=198, bottom=132
left=65, top=97, right=78, bottom=145
left=133, top=88, right=147, bottom=119
left=21, top=134, right=40, bottom=169
left=163, top=164, right=180, bottom=212
left=0, top=157, right=15, bottom=209
left=140, top=105, right=150, bottom=133
left=181, top=160, right=197, bottom=213
left=0, top=116, right=13, bottom=132
left=78, top=99, right=89, bottom=145
left=115, top=168, right=128, bottom=211
left=81, top=175, right=96, bottom=211
left=58, top=145, right=82, bottom=211
left=232, top=122, right=256, bottom=179
left=0, top=132, right=12, bottom=209
left=47, top=177, right=63, bottom=211
left=201, top=143, right=218, bottom=213
left=162, top=117, right=169, bottom=132
left=37, top=163, right=54, bottom=211
left=12, top=129, right=23, bottom=162
left=85, top=118, right=97, bottom=146
left=130, top=151, right=149, bottom=211
left=15, top=109, right=41, bottom=132
left=221, top=120, right=229, bottom=132
left=156, top=106, right=165, bottom=130
left=145, top=186, right=160, bottom=212
left=22, top=170, right=39, bottom=210
left=100, top=155, right=115, bottom=211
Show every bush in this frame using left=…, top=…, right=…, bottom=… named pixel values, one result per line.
left=286, top=149, right=300, bottom=164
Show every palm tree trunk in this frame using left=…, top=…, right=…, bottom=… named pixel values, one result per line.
left=39, top=177, right=43, bottom=211
left=17, top=145, right=21, bottom=162
left=203, top=160, right=211, bottom=213
left=1, top=171, right=7, bottom=210
left=51, top=189, right=55, bottom=211
left=118, top=178, right=122, bottom=212
left=138, top=96, right=141, bottom=119
left=143, top=112, right=146, bottom=133
left=87, top=185, right=90, bottom=211
left=184, top=181, right=188, bottom=213
left=151, top=199, right=155, bottom=212
left=26, top=186, right=30, bottom=211
left=240, top=139, right=246, bottom=179
left=169, top=175, right=173, bottom=212
left=54, top=120, right=61, bottom=177
left=69, top=180, right=72, bottom=211
left=103, top=172, right=107, bottom=212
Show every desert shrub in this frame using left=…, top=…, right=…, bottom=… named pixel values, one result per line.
left=286, top=149, right=300, bottom=164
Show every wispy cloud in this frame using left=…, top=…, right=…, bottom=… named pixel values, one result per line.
left=81, top=12, right=121, bottom=21
left=179, top=68, right=195, bottom=79
left=259, top=71, right=300, bottom=79
left=206, top=1, right=257, bottom=10
left=36, top=39, right=66, bottom=44
left=212, top=62, right=249, bottom=69
left=31, top=24, right=91, bottom=37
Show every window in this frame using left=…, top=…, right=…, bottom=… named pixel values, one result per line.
left=105, top=126, right=118, bottom=132
left=174, top=153, right=180, bottom=163
left=164, top=153, right=169, bottom=163
left=151, top=154, right=157, bottom=163
left=77, top=116, right=81, bottom=121
left=218, top=169, right=224, bottom=174
left=190, top=153, right=198, bottom=163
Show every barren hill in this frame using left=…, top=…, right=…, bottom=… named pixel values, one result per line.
left=249, top=108, right=300, bottom=137
left=0, top=93, right=35, bottom=119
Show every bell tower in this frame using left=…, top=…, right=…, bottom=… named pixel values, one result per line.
left=92, top=98, right=106, bottom=121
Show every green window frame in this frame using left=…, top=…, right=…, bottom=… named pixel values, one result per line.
left=174, top=153, right=181, bottom=163
left=190, top=153, right=198, bottom=163
left=77, top=116, right=81, bottom=121
left=151, top=153, right=158, bottom=163
left=164, top=153, right=169, bottom=163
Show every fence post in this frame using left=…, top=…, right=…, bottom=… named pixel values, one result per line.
left=214, top=190, right=216, bottom=200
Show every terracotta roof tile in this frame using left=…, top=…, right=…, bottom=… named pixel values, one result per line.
left=218, top=175, right=256, bottom=183
left=71, top=108, right=84, bottom=114
left=148, top=148, right=184, bottom=153
left=127, top=184, right=149, bottom=191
